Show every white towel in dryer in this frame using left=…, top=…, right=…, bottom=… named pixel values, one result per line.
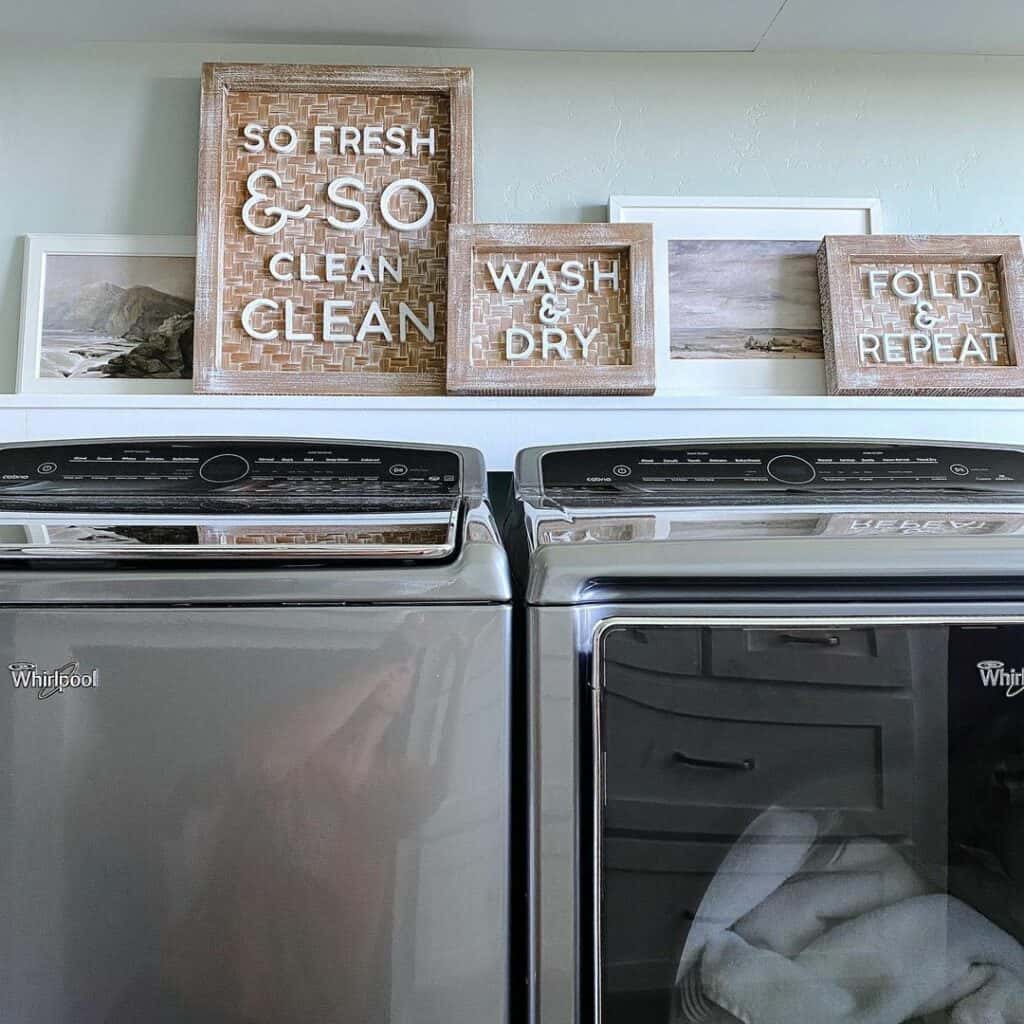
left=673, top=809, right=1024, bottom=1024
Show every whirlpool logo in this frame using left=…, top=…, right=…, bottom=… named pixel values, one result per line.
left=9, top=661, right=100, bottom=700
left=977, top=660, right=1024, bottom=698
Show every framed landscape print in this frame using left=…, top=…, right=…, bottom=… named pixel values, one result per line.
left=17, top=234, right=195, bottom=394
left=609, top=196, right=881, bottom=395
left=667, top=239, right=823, bottom=359
left=194, top=62, right=473, bottom=395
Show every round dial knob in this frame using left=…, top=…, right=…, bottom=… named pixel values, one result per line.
left=199, top=453, right=250, bottom=484
left=766, top=454, right=816, bottom=485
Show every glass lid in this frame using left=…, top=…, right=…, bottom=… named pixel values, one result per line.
left=0, top=510, right=458, bottom=561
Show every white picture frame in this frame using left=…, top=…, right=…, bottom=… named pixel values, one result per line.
left=608, top=196, right=881, bottom=396
left=18, top=234, right=196, bottom=394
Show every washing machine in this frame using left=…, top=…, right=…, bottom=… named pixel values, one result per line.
left=0, top=437, right=511, bottom=1024
left=512, top=438, right=1024, bottom=1024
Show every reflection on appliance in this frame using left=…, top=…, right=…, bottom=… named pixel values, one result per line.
left=598, top=619, right=940, bottom=1023
left=196, top=520, right=451, bottom=548
left=11, top=511, right=458, bottom=560
left=537, top=516, right=657, bottom=546
left=534, top=511, right=1024, bottom=547
left=510, top=438, right=1024, bottom=1024
left=45, top=524, right=201, bottom=545
left=146, top=640, right=442, bottom=1024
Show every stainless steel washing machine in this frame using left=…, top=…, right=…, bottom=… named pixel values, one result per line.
left=0, top=437, right=511, bottom=1024
left=513, top=438, right=1024, bottom=1024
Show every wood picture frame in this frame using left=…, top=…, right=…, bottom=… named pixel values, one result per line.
left=818, top=234, right=1024, bottom=396
left=609, top=195, right=881, bottom=396
left=195, top=62, right=473, bottom=395
left=446, top=223, right=655, bottom=395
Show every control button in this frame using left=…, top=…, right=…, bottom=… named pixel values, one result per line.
left=612, top=464, right=632, bottom=478
left=36, top=462, right=58, bottom=475
left=950, top=463, right=970, bottom=477
left=389, top=463, right=409, bottom=477
left=198, top=453, right=250, bottom=484
left=766, top=454, right=817, bottom=485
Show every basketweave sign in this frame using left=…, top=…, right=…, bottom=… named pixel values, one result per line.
left=195, top=63, right=473, bottom=395
left=446, top=224, right=655, bottom=395
left=818, top=235, right=1024, bottom=395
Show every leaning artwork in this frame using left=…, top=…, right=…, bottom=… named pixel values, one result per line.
left=668, top=239, right=823, bottom=359
left=40, top=254, right=194, bottom=380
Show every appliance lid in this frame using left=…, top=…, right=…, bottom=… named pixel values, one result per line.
left=515, top=440, right=1024, bottom=604
left=0, top=438, right=485, bottom=563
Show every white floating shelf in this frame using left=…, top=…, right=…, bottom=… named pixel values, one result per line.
left=0, top=394, right=1020, bottom=470
left=4, top=393, right=1024, bottom=410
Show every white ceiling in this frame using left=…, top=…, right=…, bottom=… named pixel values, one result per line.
left=760, top=0, right=1024, bottom=54
left=0, top=0, right=779, bottom=50
left=3, top=0, right=1024, bottom=54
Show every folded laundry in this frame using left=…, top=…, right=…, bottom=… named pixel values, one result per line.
left=674, top=809, right=1024, bottom=1024
left=951, top=968, right=1024, bottom=1024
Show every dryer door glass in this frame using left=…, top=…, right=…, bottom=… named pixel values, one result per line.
left=596, top=620, right=1024, bottom=1024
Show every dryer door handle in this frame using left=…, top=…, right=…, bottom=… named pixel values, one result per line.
left=778, top=631, right=841, bottom=647
left=672, top=750, right=756, bottom=772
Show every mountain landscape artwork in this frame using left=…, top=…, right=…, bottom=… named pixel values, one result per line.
left=40, top=254, right=195, bottom=379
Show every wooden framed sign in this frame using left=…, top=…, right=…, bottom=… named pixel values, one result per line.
left=195, top=62, right=473, bottom=395
left=818, top=234, right=1024, bottom=395
left=446, top=223, right=654, bottom=395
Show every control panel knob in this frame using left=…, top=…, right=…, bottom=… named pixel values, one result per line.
left=766, top=454, right=817, bottom=485
left=199, top=453, right=250, bottom=484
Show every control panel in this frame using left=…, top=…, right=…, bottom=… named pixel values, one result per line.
left=0, top=441, right=461, bottom=504
left=540, top=443, right=1024, bottom=495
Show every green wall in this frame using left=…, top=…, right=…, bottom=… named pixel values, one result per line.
left=2, top=42, right=1021, bottom=391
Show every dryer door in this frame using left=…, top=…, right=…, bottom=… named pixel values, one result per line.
left=595, top=617, right=1024, bottom=1024
left=1, top=604, right=510, bottom=1024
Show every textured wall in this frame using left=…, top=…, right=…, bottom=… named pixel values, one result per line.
left=1, top=42, right=1022, bottom=392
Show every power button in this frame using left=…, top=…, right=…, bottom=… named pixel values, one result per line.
left=37, top=462, right=58, bottom=475
left=766, top=454, right=817, bottom=485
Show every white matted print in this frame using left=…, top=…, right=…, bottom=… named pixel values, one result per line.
left=18, top=235, right=195, bottom=394
left=609, top=197, right=880, bottom=395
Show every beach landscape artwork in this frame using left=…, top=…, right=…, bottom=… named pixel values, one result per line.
left=39, top=252, right=195, bottom=380
left=668, top=239, right=823, bottom=359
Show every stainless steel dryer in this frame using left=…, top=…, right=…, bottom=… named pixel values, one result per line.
left=0, top=437, right=511, bottom=1024
left=512, top=438, right=1024, bottom=1024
